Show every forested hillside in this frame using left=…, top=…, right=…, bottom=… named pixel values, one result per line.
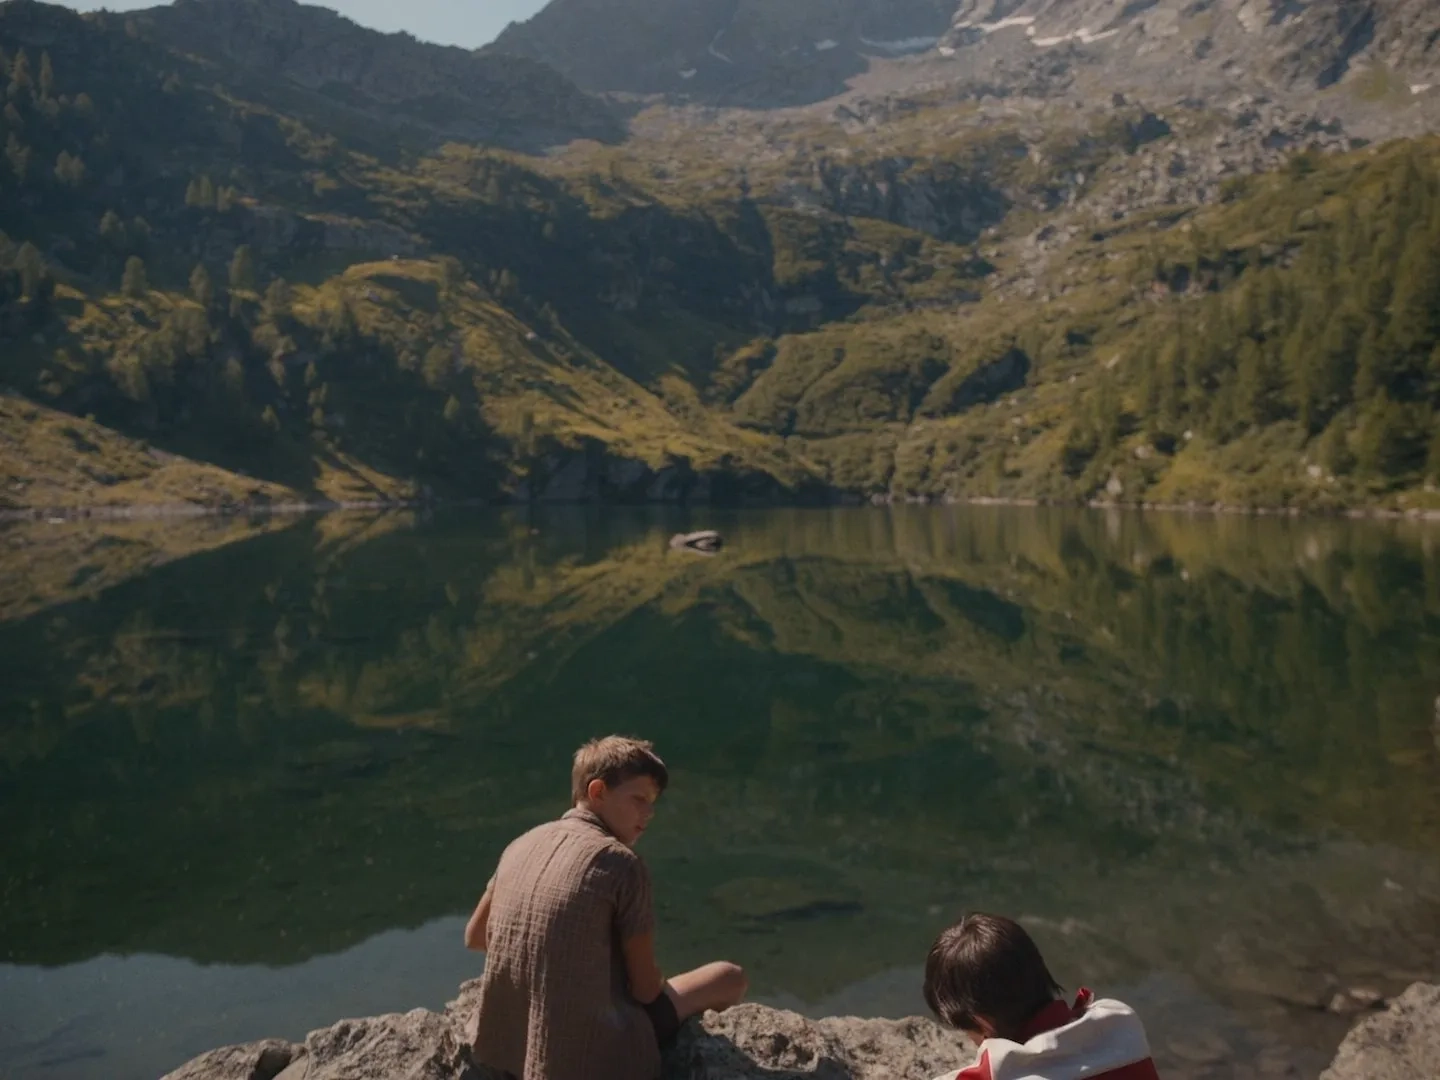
left=2, top=0, right=1439, bottom=512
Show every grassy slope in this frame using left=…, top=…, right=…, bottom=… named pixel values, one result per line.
left=0, top=392, right=296, bottom=511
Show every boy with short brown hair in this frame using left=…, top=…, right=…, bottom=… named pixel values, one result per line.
left=464, top=736, right=747, bottom=1080
left=924, top=913, right=1159, bottom=1080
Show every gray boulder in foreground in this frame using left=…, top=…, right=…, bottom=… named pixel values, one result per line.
left=163, top=979, right=1440, bottom=1080
left=1321, top=983, right=1440, bottom=1080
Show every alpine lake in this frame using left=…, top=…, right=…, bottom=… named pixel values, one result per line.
left=1, top=506, right=1438, bottom=1080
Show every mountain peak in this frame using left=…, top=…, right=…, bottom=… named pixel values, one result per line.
left=107, top=0, right=623, bottom=149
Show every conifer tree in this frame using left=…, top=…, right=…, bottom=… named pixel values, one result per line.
left=186, top=175, right=216, bottom=210
left=38, top=52, right=54, bottom=100
left=423, top=344, right=451, bottom=389
left=263, top=278, right=291, bottom=321
left=1354, top=396, right=1411, bottom=477
left=1316, top=418, right=1354, bottom=477
left=436, top=255, right=461, bottom=300
left=1385, top=221, right=1440, bottom=363
left=99, top=209, right=126, bottom=247
left=7, top=50, right=30, bottom=100
left=1234, top=339, right=1273, bottom=429
left=5, top=133, right=30, bottom=182
left=54, top=150, right=84, bottom=188
left=16, top=241, right=44, bottom=300
left=222, top=356, right=246, bottom=401
left=1353, top=326, right=1388, bottom=403
left=228, top=245, right=256, bottom=292
left=190, top=264, right=214, bottom=309
left=121, top=256, right=148, bottom=299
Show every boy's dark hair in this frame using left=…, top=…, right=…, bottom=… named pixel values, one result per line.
left=571, top=736, right=669, bottom=805
left=923, top=913, right=1063, bottom=1041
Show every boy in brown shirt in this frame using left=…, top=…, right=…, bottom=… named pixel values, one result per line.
left=463, top=736, right=747, bottom=1080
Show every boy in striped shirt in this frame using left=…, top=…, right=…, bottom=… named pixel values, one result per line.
left=924, top=913, right=1160, bottom=1080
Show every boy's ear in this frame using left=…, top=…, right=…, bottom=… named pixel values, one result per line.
left=586, top=778, right=607, bottom=802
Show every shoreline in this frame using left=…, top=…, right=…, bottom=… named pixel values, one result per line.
left=0, top=497, right=423, bottom=524
left=5, top=492, right=1440, bottom=525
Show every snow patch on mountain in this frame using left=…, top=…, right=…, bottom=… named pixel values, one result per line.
left=858, top=34, right=942, bottom=54
left=1032, top=26, right=1119, bottom=47
left=952, top=15, right=1037, bottom=34
left=708, top=28, right=732, bottom=64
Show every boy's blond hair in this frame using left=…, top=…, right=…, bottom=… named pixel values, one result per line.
left=571, top=735, right=669, bottom=805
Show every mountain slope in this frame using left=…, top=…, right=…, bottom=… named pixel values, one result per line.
left=492, top=0, right=1440, bottom=115
left=0, top=392, right=296, bottom=512
left=937, top=0, right=1440, bottom=95
left=118, top=0, right=623, bottom=151
left=2, top=0, right=1440, bottom=511
left=491, top=0, right=958, bottom=105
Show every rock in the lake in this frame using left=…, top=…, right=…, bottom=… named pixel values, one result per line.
left=1321, top=982, right=1440, bottom=1080
left=670, top=530, right=724, bottom=554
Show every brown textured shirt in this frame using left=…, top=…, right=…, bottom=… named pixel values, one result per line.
left=468, top=807, right=660, bottom=1080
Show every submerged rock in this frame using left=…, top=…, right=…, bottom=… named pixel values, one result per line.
left=162, top=980, right=1440, bottom=1080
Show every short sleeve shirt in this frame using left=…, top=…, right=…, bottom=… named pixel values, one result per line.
left=467, top=808, right=660, bottom=1080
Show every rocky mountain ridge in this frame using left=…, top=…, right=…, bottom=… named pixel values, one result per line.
left=105, top=0, right=623, bottom=150
left=492, top=0, right=1440, bottom=117
left=491, top=0, right=958, bottom=104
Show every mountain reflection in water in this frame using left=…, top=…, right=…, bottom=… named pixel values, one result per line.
left=1, top=506, right=1437, bottom=1080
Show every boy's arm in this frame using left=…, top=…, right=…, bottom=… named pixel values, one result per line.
left=614, top=853, right=663, bottom=1003
left=622, top=931, right=665, bottom=1004
left=463, top=885, right=493, bottom=952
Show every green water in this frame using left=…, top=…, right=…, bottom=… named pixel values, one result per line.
left=2, top=507, right=1438, bottom=1079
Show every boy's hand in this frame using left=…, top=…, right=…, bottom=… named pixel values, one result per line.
left=464, top=886, right=493, bottom=952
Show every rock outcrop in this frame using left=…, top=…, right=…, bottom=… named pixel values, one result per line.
left=161, top=979, right=973, bottom=1080
left=163, top=980, right=1440, bottom=1080
left=1321, top=983, right=1440, bottom=1080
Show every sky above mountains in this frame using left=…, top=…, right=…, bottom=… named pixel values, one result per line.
left=56, top=0, right=549, bottom=47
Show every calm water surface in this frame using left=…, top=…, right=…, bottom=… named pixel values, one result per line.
left=1, top=507, right=1438, bottom=1079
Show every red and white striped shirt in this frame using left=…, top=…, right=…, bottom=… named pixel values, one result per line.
left=931, top=989, right=1160, bottom=1080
